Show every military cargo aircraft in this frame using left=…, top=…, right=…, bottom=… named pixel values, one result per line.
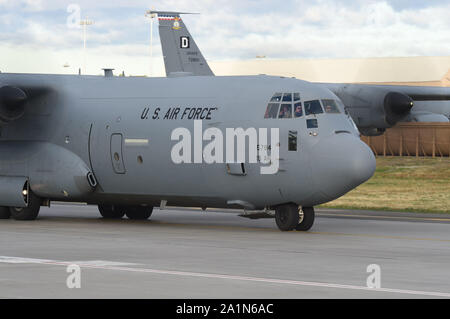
left=0, top=12, right=378, bottom=232
left=151, top=11, right=450, bottom=137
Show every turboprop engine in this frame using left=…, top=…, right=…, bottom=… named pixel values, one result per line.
left=0, top=85, right=27, bottom=124
left=331, top=85, right=414, bottom=136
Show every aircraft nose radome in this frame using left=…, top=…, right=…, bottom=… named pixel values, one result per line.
left=311, top=133, right=376, bottom=201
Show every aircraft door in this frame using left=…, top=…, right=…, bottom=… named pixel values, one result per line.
left=110, top=133, right=126, bottom=174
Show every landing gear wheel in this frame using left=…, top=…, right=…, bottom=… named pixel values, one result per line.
left=124, top=206, right=153, bottom=220
left=296, top=207, right=315, bottom=231
left=98, top=204, right=125, bottom=219
left=0, top=207, right=11, bottom=219
left=275, top=204, right=300, bottom=231
left=10, top=191, right=41, bottom=221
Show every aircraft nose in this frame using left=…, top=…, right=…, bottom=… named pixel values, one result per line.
left=310, top=133, right=376, bottom=201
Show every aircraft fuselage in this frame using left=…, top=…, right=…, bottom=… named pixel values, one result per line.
left=0, top=73, right=375, bottom=211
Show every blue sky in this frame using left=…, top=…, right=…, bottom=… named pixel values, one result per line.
left=0, top=0, right=449, bottom=75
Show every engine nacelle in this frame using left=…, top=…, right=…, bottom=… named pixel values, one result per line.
left=0, top=85, right=27, bottom=124
left=0, top=142, right=96, bottom=202
left=0, top=176, right=29, bottom=207
left=332, top=85, right=414, bottom=135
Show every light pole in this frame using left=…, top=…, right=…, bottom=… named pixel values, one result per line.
left=80, top=18, right=94, bottom=74
left=145, top=11, right=157, bottom=77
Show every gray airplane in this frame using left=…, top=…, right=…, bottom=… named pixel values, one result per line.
left=151, top=11, right=450, bottom=137
left=0, top=14, right=377, bottom=232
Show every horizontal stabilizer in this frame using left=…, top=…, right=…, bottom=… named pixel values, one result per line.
left=147, top=10, right=198, bottom=16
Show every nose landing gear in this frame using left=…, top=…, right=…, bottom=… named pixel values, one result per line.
left=296, top=206, right=315, bottom=231
left=275, top=204, right=315, bottom=231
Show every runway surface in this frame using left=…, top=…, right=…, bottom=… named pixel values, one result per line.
left=1, top=204, right=450, bottom=299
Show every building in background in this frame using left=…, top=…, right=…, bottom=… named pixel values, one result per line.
left=209, top=56, right=450, bottom=87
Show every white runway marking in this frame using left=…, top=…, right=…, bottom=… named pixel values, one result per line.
left=0, top=256, right=138, bottom=267
left=0, top=256, right=54, bottom=264
left=1, top=256, right=449, bottom=298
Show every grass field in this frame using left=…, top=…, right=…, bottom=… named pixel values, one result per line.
left=321, top=156, right=450, bottom=214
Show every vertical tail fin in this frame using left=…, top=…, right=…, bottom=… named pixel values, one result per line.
left=148, top=11, right=214, bottom=76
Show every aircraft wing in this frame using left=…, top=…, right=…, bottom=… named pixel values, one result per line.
left=149, top=11, right=215, bottom=76
left=347, top=84, right=450, bottom=101
left=325, top=83, right=450, bottom=99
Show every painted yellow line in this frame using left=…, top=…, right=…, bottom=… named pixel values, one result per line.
left=145, top=220, right=450, bottom=242
left=177, top=207, right=450, bottom=223
left=117, top=220, right=450, bottom=242
left=309, top=231, right=450, bottom=242
left=318, top=213, right=450, bottom=222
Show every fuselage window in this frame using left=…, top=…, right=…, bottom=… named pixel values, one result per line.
left=270, top=93, right=283, bottom=102
left=294, top=102, right=303, bottom=118
left=307, top=119, right=319, bottom=129
left=289, top=131, right=298, bottom=151
left=322, top=99, right=341, bottom=114
left=293, top=93, right=301, bottom=101
left=279, top=104, right=292, bottom=119
left=304, top=100, right=324, bottom=115
left=264, top=103, right=280, bottom=119
left=282, top=93, right=292, bottom=102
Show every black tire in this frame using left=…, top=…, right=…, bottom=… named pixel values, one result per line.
left=296, top=207, right=315, bottom=231
left=125, top=206, right=153, bottom=220
left=275, top=204, right=300, bottom=231
left=0, top=207, right=11, bottom=219
left=98, top=204, right=125, bottom=219
left=10, top=191, right=41, bottom=221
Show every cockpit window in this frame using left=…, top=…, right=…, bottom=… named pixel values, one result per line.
left=282, top=93, right=292, bottom=102
left=265, top=93, right=303, bottom=119
left=264, top=103, right=280, bottom=119
left=270, top=93, right=282, bottom=102
left=304, top=100, right=323, bottom=115
left=294, top=102, right=303, bottom=118
left=278, top=104, right=292, bottom=119
left=322, top=99, right=341, bottom=114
